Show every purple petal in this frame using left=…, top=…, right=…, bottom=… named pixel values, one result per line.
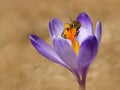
left=95, top=20, right=102, bottom=46
left=53, top=38, right=81, bottom=82
left=53, top=38, right=78, bottom=70
left=29, top=34, right=69, bottom=68
left=48, top=18, right=64, bottom=40
left=77, top=36, right=98, bottom=88
left=78, top=35, right=98, bottom=73
left=77, top=12, right=93, bottom=44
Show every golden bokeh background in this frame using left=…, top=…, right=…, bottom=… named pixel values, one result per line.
left=0, top=0, right=120, bottom=90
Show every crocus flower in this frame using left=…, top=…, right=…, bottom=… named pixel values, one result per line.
left=29, top=12, right=102, bottom=90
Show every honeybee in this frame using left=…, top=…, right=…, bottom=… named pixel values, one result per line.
left=61, top=20, right=81, bottom=41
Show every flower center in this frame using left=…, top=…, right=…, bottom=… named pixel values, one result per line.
left=61, top=20, right=81, bottom=55
left=72, top=40, right=80, bottom=55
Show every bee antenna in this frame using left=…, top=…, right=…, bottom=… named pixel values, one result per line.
left=67, top=16, right=73, bottom=22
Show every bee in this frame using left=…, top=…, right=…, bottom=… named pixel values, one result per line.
left=61, top=20, right=81, bottom=41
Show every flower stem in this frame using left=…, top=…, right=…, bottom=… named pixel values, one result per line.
left=80, top=83, right=85, bottom=90
left=78, top=81, right=85, bottom=90
left=79, top=75, right=86, bottom=90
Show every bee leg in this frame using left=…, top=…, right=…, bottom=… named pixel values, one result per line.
left=75, top=30, right=79, bottom=36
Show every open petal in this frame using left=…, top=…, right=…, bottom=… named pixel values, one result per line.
left=29, top=34, right=69, bottom=69
left=77, top=36, right=98, bottom=87
left=53, top=38, right=81, bottom=82
left=77, top=12, right=93, bottom=44
left=48, top=18, right=64, bottom=40
left=95, top=20, right=102, bottom=46
left=78, top=35, right=98, bottom=73
left=53, top=38, right=78, bottom=70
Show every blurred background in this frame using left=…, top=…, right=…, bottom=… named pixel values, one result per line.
left=0, top=0, right=120, bottom=90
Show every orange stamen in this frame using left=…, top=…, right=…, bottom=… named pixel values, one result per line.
left=72, top=40, right=80, bottom=55
left=62, top=24, right=80, bottom=55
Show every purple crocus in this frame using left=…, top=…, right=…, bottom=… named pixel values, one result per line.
left=29, top=12, right=102, bottom=90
